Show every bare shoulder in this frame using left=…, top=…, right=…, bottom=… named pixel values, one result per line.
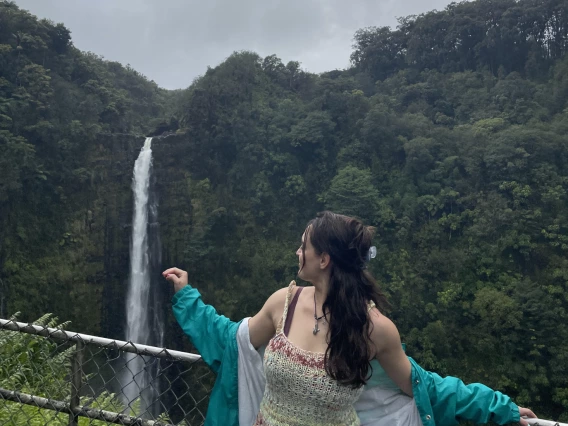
left=248, top=281, right=296, bottom=349
left=260, top=281, right=297, bottom=320
left=265, top=281, right=295, bottom=307
left=268, top=284, right=292, bottom=302
left=368, top=307, right=396, bottom=330
left=367, top=308, right=412, bottom=396
left=368, top=308, right=401, bottom=353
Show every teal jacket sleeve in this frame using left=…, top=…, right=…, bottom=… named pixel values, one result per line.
left=172, top=285, right=240, bottom=374
left=412, top=358, right=520, bottom=425
left=428, top=372, right=520, bottom=425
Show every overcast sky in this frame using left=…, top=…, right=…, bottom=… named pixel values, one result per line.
left=16, top=0, right=455, bottom=90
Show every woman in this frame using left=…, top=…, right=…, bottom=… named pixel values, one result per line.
left=247, top=211, right=411, bottom=425
left=164, top=211, right=536, bottom=425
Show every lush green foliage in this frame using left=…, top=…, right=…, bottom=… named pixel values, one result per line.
left=0, top=314, right=125, bottom=425
left=0, top=1, right=176, bottom=333
left=2, top=0, right=568, bottom=422
left=352, top=0, right=568, bottom=81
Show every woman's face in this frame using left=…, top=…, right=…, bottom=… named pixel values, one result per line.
left=296, top=229, right=321, bottom=282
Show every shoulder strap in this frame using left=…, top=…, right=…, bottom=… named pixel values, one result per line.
left=276, top=281, right=296, bottom=334
left=283, top=287, right=303, bottom=336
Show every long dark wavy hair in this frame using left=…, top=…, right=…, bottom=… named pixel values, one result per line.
left=301, top=211, right=389, bottom=388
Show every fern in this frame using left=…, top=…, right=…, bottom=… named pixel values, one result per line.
left=0, top=313, right=178, bottom=425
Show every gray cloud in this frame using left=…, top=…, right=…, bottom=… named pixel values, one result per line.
left=15, top=0, right=455, bottom=89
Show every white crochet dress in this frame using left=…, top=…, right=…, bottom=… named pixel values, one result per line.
left=253, top=282, right=363, bottom=426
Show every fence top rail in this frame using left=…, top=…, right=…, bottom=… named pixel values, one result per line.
left=0, top=318, right=201, bottom=363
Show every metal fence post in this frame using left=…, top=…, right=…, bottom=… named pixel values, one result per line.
left=0, top=278, right=5, bottom=319
left=69, top=340, right=84, bottom=426
left=0, top=318, right=208, bottom=425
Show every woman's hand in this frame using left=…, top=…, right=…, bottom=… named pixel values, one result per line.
left=518, top=407, right=537, bottom=426
left=162, top=267, right=188, bottom=293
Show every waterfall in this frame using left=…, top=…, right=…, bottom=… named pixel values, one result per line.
left=121, top=137, right=163, bottom=415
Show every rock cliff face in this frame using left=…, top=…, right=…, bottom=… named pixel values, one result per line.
left=56, top=134, right=142, bottom=339
left=2, top=130, right=274, bottom=354
left=61, top=134, right=188, bottom=343
left=3, top=135, right=150, bottom=337
left=0, top=2, right=178, bottom=340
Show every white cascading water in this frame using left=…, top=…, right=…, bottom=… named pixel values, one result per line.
left=122, top=137, right=156, bottom=412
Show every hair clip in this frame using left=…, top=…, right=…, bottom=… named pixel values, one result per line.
left=366, top=246, right=377, bottom=263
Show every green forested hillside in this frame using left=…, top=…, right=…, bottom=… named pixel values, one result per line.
left=1, top=0, right=568, bottom=420
left=0, top=1, right=178, bottom=332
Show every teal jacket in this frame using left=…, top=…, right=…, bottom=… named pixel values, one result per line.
left=173, top=285, right=520, bottom=426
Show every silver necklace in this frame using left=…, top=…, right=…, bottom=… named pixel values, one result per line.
left=313, top=292, right=325, bottom=335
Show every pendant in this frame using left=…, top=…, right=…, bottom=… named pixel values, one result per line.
left=313, top=323, right=319, bottom=335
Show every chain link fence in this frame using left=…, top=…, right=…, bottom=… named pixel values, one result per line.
left=0, top=316, right=214, bottom=425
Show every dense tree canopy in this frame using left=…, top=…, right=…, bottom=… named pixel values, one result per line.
left=1, top=0, right=568, bottom=421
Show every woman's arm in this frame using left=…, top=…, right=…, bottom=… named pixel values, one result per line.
left=164, top=267, right=240, bottom=373
left=410, top=357, right=537, bottom=426
left=165, top=268, right=291, bottom=351
left=248, top=287, right=289, bottom=349
left=369, top=310, right=413, bottom=397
